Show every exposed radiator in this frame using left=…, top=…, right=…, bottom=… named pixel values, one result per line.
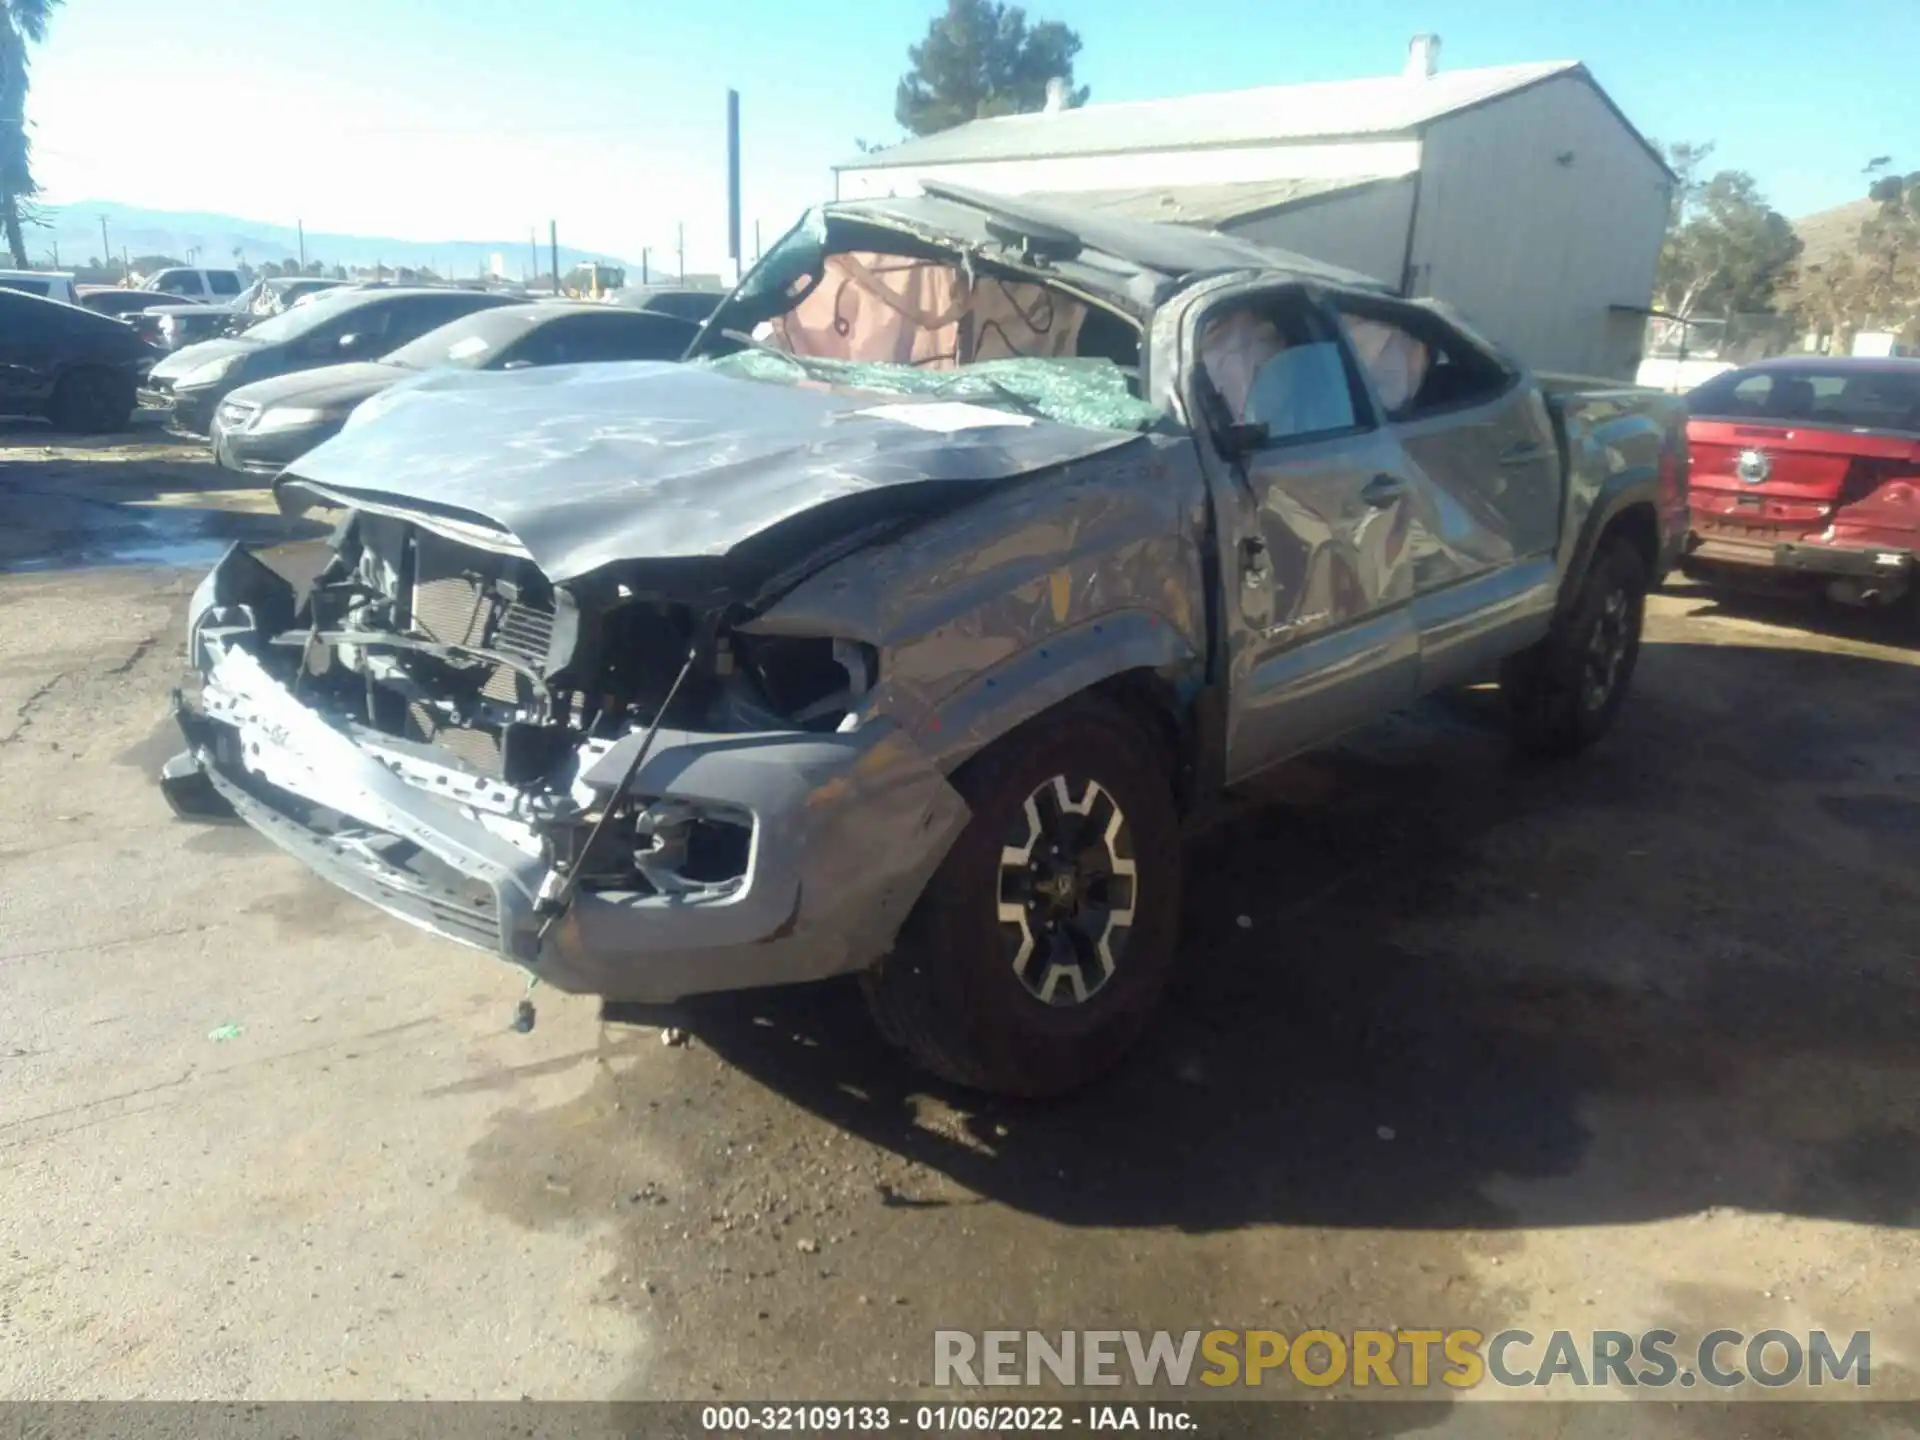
left=406, top=700, right=506, bottom=775
left=398, top=531, right=557, bottom=777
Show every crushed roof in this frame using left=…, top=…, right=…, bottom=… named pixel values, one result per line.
left=832, top=184, right=1395, bottom=295
left=840, top=60, right=1583, bottom=170
left=1012, top=176, right=1405, bottom=227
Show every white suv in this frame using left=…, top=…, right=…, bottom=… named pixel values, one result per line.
left=138, top=267, right=244, bottom=302
left=0, top=270, right=80, bottom=306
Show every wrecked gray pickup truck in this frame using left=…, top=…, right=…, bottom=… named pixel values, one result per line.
left=159, top=184, right=1689, bottom=1096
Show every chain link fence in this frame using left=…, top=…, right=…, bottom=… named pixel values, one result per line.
left=1642, top=313, right=1808, bottom=365
left=1634, top=312, right=1813, bottom=391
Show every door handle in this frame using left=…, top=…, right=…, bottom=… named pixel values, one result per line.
left=1361, top=473, right=1406, bottom=508
left=1501, top=442, right=1549, bottom=466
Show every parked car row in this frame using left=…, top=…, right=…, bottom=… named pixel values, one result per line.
left=0, top=261, right=725, bottom=436
left=143, top=284, right=703, bottom=472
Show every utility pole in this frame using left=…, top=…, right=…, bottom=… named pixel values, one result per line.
left=297, top=219, right=305, bottom=269
left=641, top=247, right=649, bottom=284
left=754, top=219, right=762, bottom=264
left=549, top=220, right=559, bottom=297
left=676, top=222, right=684, bottom=283
left=725, top=88, right=742, bottom=286
left=528, top=227, right=538, bottom=284
left=98, top=215, right=110, bottom=274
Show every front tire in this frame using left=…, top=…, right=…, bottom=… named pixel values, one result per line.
left=860, top=701, right=1182, bottom=1097
left=1503, top=536, right=1649, bottom=758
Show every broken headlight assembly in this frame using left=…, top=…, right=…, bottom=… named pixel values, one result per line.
left=580, top=796, right=756, bottom=898
left=556, top=631, right=877, bottom=903
left=728, top=633, right=878, bottom=733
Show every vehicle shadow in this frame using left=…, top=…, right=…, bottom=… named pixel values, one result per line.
left=1660, top=573, right=1918, bottom=650
left=0, top=411, right=265, bottom=496
left=640, top=636, right=1920, bottom=1237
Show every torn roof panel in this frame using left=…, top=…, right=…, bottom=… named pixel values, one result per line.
left=1009, top=176, right=1408, bottom=229
left=827, top=189, right=1397, bottom=297
left=841, top=61, right=1581, bottom=171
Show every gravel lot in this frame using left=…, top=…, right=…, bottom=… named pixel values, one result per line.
left=3, top=422, right=1917, bottom=1428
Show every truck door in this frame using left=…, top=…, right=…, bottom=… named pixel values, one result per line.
left=1179, top=282, right=1422, bottom=785
left=1324, top=296, right=1563, bottom=691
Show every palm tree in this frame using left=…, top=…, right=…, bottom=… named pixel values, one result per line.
left=1, top=0, right=61, bottom=268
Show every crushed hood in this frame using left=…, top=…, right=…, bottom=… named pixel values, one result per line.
left=277, top=360, right=1143, bottom=588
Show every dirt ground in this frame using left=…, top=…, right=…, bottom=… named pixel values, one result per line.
left=3, top=422, right=1918, bottom=1429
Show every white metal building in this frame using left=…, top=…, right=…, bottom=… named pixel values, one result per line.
left=835, top=38, right=1674, bottom=380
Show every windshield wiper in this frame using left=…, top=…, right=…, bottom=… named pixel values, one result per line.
left=929, top=371, right=1048, bottom=421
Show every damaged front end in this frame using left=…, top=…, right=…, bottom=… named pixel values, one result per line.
left=162, top=517, right=969, bottom=1004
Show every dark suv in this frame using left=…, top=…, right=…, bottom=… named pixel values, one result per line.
left=0, top=287, right=155, bottom=433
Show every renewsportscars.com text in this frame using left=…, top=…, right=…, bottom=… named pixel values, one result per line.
left=933, top=1328, right=1872, bottom=1391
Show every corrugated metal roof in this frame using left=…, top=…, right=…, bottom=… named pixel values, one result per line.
left=1014, top=176, right=1404, bottom=227
left=841, top=60, right=1581, bottom=171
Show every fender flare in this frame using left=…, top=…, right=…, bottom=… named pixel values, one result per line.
left=1557, top=476, right=1661, bottom=620
left=914, top=607, right=1202, bottom=772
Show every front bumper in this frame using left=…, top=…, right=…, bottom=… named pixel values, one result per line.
left=161, top=547, right=969, bottom=1003
left=1684, top=530, right=1915, bottom=581
left=140, top=382, right=222, bottom=436
left=210, top=414, right=339, bottom=475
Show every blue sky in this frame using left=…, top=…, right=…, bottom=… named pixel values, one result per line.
left=25, top=0, right=1918, bottom=269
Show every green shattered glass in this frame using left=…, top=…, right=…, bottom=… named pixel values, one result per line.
left=698, top=351, right=1164, bottom=433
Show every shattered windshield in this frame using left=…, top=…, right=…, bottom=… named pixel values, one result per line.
left=696, top=349, right=1164, bottom=432
left=695, top=219, right=1160, bottom=432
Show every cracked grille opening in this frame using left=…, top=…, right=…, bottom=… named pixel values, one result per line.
left=381, top=532, right=559, bottom=777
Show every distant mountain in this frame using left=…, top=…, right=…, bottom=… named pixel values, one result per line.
left=1792, top=197, right=1876, bottom=271
left=32, top=200, right=637, bottom=277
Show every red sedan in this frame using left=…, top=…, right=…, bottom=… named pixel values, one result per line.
left=1680, top=356, right=1920, bottom=617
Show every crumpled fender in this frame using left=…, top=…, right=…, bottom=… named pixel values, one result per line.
left=915, top=608, right=1200, bottom=770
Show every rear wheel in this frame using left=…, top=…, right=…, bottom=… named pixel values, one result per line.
left=1503, top=536, right=1649, bottom=758
left=49, top=367, right=134, bottom=434
left=860, top=701, right=1182, bottom=1097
